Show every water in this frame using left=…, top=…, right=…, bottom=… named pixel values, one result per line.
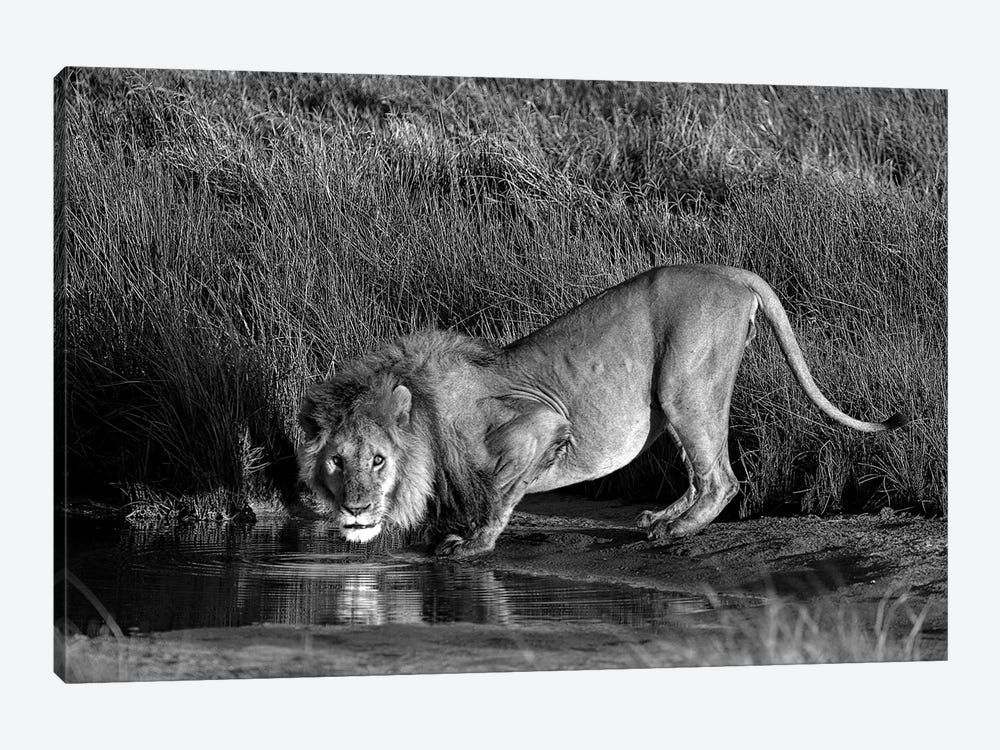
left=58, top=519, right=725, bottom=636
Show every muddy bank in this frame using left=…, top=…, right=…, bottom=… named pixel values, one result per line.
left=57, top=494, right=946, bottom=682
left=496, top=495, right=946, bottom=602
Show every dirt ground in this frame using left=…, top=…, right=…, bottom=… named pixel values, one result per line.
left=57, top=494, right=946, bottom=682
left=497, top=495, right=946, bottom=605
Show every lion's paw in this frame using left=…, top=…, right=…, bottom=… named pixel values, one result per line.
left=635, top=510, right=659, bottom=529
left=647, top=519, right=683, bottom=542
left=434, top=533, right=495, bottom=558
left=434, top=534, right=467, bottom=557
left=647, top=517, right=704, bottom=543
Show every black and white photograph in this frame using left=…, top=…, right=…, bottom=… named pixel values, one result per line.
left=55, top=67, right=947, bottom=682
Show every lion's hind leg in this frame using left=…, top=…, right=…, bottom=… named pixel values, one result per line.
left=636, top=493, right=694, bottom=530
left=644, top=307, right=747, bottom=542
left=636, top=424, right=697, bottom=529
left=654, top=457, right=739, bottom=540
left=651, top=381, right=743, bottom=540
left=644, top=410, right=740, bottom=542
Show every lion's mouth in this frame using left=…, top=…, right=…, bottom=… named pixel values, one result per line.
left=339, top=514, right=383, bottom=543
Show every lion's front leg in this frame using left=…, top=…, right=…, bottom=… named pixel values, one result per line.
left=435, top=401, right=570, bottom=558
left=434, top=497, right=520, bottom=557
left=435, top=479, right=529, bottom=557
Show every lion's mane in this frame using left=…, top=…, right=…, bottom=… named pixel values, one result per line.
left=298, top=330, right=500, bottom=536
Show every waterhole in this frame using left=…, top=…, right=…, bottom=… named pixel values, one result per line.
left=58, top=518, right=729, bottom=636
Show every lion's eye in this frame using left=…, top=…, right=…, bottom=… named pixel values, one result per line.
left=326, top=456, right=343, bottom=473
left=372, top=454, right=384, bottom=468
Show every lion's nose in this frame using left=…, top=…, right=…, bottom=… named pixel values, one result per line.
left=343, top=501, right=373, bottom=515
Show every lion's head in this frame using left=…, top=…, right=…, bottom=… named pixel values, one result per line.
left=298, top=331, right=501, bottom=545
left=298, top=376, right=434, bottom=542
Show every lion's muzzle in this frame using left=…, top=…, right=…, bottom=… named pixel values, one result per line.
left=338, top=504, right=384, bottom=543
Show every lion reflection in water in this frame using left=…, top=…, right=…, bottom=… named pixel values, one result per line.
left=259, top=564, right=705, bottom=627
left=250, top=565, right=515, bottom=626
left=299, top=265, right=906, bottom=557
left=332, top=567, right=514, bottom=626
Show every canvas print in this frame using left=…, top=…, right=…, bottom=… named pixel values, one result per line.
left=54, top=68, right=947, bottom=682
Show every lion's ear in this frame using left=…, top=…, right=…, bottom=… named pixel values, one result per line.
left=387, top=384, right=412, bottom=428
left=298, top=386, right=321, bottom=439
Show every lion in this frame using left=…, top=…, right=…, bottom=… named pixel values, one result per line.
left=298, top=264, right=907, bottom=557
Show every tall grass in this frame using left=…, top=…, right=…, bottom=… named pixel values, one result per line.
left=55, top=68, right=946, bottom=518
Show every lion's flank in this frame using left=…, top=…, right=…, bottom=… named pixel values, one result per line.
left=298, top=330, right=500, bottom=534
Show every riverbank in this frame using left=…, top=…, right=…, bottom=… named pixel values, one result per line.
left=56, top=494, right=945, bottom=682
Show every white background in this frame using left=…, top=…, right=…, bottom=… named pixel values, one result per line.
left=2, top=1, right=994, bottom=747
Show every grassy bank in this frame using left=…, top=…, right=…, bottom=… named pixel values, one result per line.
left=55, top=68, right=947, bottom=519
left=55, top=586, right=935, bottom=682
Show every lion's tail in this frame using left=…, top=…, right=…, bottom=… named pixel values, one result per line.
left=736, top=269, right=908, bottom=433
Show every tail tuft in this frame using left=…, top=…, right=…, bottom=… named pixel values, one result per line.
left=884, top=411, right=909, bottom=430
